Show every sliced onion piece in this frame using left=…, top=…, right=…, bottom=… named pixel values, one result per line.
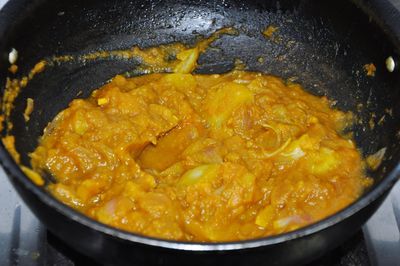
left=262, top=137, right=292, bottom=158
left=260, top=122, right=281, bottom=145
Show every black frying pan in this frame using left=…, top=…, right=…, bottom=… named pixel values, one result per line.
left=0, top=0, right=399, bottom=265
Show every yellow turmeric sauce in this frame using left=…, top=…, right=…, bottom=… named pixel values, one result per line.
left=30, top=68, right=372, bottom=241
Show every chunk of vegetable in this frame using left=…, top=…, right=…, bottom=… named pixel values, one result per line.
left=255, top=205, right=275, bottom=228
left=178, top=164, right=220, bottom=186
left=307, top=147, right=340, bottom=175
left=205, top=82, right=254, bottom=129
left=76, top=179, right=106, bottom=201
left=72, top=110, right=89, bottom=135
left=174, top=48, right=199, bottom=74
left=97, top=97, right=109, bottom=106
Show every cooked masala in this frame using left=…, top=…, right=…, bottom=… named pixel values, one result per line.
left=22, top=33, right=372, bottom=242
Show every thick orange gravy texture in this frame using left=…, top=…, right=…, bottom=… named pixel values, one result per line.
left=30, top=70, right=372, bottom=242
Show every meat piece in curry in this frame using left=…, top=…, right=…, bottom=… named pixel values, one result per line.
left=30, top=64, right=371, bottom=242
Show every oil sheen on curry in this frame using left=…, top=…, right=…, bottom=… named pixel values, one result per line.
left=30, top=46, right=372, bottom=242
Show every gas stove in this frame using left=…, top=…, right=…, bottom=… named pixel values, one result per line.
left=1, top=165, right=399, bottom=265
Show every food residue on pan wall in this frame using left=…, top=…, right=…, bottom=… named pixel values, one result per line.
left=263, top=25, right=278, bottom=38
left=234, top=58, right=246, bottom=70
left=2, top=60, right=46, bottom=123
left=368, top=113, right=376, bottom=130
left=364, top=63, right=376, bottom=77
left=377, top=115, right=385, bottom=126
left=262, top=25, right=284, bottom=44
left=356, top=103, right=363, bottom=112
left=366, top=147, right=386, bottom=171
left=23, top=98, right=34, bottom=122
left=0, top=115, right=4, bottom=132
left=2, top=135, right=20, bottom=163
left=2, top=27, right=238, bottom=126
left=8, top=64, right=18, bottom=74
left=20, top=165, right=44, bottom=186
left=51, top=27, right=238, bottom=74
left=1, top=135, right=44, bottom=185
left=384, top=108, right=393, bottom=116
left=0, top=28, right=239, bottom=187
left=30, top=60, right=46, bottom=77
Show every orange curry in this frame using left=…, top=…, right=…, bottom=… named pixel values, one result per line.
left=30, top=44, right=371, bottom=241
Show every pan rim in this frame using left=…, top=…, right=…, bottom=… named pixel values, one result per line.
left=0, top=141, right=399, bottom=251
